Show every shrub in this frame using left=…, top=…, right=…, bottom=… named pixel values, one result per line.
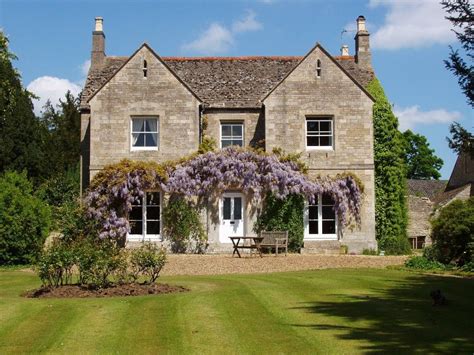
left=129, top=243, right=167, bottom=283
left=36, top=239, right=75, bottom=287
left=362, top=248, right=378, bottom=255
left=162, top=196, right=206, bottom=253
left=404, top=256, right=446, bottom=270
left=431, top=197, right=474, bottom=265
left=0, top=171, right=51, bottom=265
left=75, top=239, right=127, bottom=288
left=254, top=194, right=304, bottom=252
left=380, top=236, right=411, bottom=256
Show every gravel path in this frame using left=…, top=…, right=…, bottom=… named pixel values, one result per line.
left=161, top=254, right=407, bottom=276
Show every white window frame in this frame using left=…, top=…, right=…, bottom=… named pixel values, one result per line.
left=130, top=117, right=159, bottom=151
left=220, top=122, right=244, bottom=148
left=304, top=194, right=338, bottom=240
left=127, top=191, right=161, bottom=241
left=305, top=117, right=334, bottom=151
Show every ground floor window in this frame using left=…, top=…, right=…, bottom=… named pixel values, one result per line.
left=128, top=191, right=161, bottom=241
left=304, top=194, right=337, bottom=239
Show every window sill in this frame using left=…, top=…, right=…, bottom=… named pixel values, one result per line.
left=131, top=147, right=159, bottom=152
left=304, top=235, right=338, bottom=241
left=127, top=235, right=161, bottom=241
left=306, top=146, right=334, bottom=151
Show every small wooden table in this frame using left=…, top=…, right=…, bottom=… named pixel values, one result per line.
left=229, top=236, right=264, bottom=258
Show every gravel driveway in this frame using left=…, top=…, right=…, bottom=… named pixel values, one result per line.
left=161, top=254, right=407, bottom=276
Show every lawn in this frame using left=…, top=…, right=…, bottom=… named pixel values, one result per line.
left=0, top=268, right=473, bottom=354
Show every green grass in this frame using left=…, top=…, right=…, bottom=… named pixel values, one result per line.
left=0, top=268, right=473, bottom=354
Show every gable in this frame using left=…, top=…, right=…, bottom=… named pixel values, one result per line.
left=87, top=43, right=202, bottom=105
left=262, top=43, right=374, bottom=103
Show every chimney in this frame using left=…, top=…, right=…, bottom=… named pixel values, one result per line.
left=91, top=17, right=106, bottom=69
left=340, top=44, right=350, bottom=57
left=354, top=15, right=371, bottom=69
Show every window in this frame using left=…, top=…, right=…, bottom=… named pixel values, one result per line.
left=221, top=123, right=243, bottom=148
left=143, top=59, right=148, bottom=78
left=306, top=117, right=333, bottom=149
left=129, top=192, right=160, bottom=240
left=305, top=194, right=337, bottom=239
left=131, top=117, right=158, bottom=150
left=316, top=59, right=321, bottom=78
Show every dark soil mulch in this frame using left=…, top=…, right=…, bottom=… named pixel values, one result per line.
left=24, top=283, right=189, bottom=298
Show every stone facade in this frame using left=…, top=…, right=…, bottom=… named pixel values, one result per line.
left=81, top=16, right=377, bottom=253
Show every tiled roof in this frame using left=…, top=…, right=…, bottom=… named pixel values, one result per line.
left=81, top=54, right=374, bottom=108
left=406, top=179, right=447, bottom=200
left=433, top=183, right=473, bottom=206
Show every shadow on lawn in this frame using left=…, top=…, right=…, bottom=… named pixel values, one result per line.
left=291, top=274, right=474, bottom=353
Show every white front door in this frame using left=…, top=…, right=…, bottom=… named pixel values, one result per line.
left=219, top=192, right=245, bottom=243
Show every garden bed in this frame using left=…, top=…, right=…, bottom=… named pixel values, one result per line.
left=24, top=283, right=189, bottom=298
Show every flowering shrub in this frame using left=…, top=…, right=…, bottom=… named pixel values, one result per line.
left=85, top=147, right=363, bottom=241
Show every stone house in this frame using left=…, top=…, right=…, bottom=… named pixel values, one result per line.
left=406, top=151, right=474, bottom=249
left=80, top=16, right=377, bottom=253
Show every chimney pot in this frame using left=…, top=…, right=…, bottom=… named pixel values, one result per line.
left=357, top=15, right=367, bottom=33
left=95, top=17, right=104, bottom=32
left=341, top=45, right=349, bottom=56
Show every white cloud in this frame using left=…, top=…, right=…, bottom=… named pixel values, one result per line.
left=27, top=76, right=82, bottom=116
left=80, top=59, right=91, bottom=77
left=182, top=10, right=262, bottom=55
left=182, top=23, right=234, bottom=55
left=232, top=10, right=263, bottom=33
left=369, top=0, right=455, bottom=50
left=394, top=105, right=462, bottom=131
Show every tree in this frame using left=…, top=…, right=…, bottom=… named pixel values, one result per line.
left=441, top=0, right=474, bottom=108
left=40, top=91, right=81, bottom=174
left=0, top=32, right=47, bottom=180
left=446, top=121, right=474, bottom=156
left=402, top=130, right=443, bottom=180
left=366, top=78, right=410, bottom=255
left=0, top=171, right=51, bottom=265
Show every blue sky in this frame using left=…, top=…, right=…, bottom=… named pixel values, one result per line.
left=1, top=0, right=472, bottom=179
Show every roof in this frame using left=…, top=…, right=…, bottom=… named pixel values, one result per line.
left=406, top=179, right=447, bottom=200
left=432, top=183, right=473, bottom=206
left=81, top=51, right=374, bottom=109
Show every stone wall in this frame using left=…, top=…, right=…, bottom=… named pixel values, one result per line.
left=264, top=45, right=376, bottom=253
left=407, top=195, right=433, bottom=243
left=87, top=45, right=200, bottom=180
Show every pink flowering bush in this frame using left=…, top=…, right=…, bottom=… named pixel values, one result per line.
left=85, top=148, right=363, bottom=241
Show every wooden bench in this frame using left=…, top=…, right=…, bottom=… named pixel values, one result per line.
left=259, top=231, right=288, bottom=256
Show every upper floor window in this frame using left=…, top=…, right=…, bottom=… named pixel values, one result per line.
left=131, top=117, right=158, bottom=150
left=306, top=117, right=333, bottom=149
left=128, top=191, right=161, bottom=241
left=316, top=59, right=321, bottom=78
left=305, top=194, right=337, bottom=239
left=221, top=122, right=243, bottom=148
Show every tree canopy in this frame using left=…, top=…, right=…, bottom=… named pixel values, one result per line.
left=402, top=130, right=443, bottom=180
left=441, top=0, right=474, bottom=108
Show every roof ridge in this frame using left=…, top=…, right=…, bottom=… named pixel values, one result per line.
left=161, top=56, right=304, bottom=61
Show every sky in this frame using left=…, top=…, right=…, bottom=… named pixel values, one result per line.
left=0, top=0, right=472, bottom=179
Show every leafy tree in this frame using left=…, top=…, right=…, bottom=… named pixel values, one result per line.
left=40, top=91, right=81, bottom=174
left=0, top=171, right=51, bottom=265
left=446, top=121, right=474, bottom=155
left=366, top=79, right=410, bottom=255
left=431, top=197, right=474, bottom=265
left=0, top=32, right=47, bottom=180
left=441, top=0, right=474, bottom=108
left=402, top=130, right=443, bottom=179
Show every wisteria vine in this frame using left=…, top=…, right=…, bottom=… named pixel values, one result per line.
left=85, top=148, right=363, bottom=239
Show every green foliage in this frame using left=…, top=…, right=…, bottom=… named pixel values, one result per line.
left=36, top=239, right=75, bottom=287
left=404, top=256, right=446, bottom=270
left=402, top=130, right=443, bottom=179
left=74, top=238, right=127, bottom=288
left=36, top=166, right=80, bottom=229
left=366, top=78, right=410, bottom=255
left=441, top=0, right=474, bottom=108
left=129, top=243, right=167, bottom=283
left=162, top=196, right=206, bottom=253
left=362, top=248, right=378, bottom=255
left=0, top=171, right=51, bottom=265
left=254, top=194, right=304, bottom=252
left=446, top=122, right=473, bottom=156
left=198, top=136, right=217, bottom=154
left=0, top=32, right=47, bottom=181
left=431, top=197, right=474, bottom=265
